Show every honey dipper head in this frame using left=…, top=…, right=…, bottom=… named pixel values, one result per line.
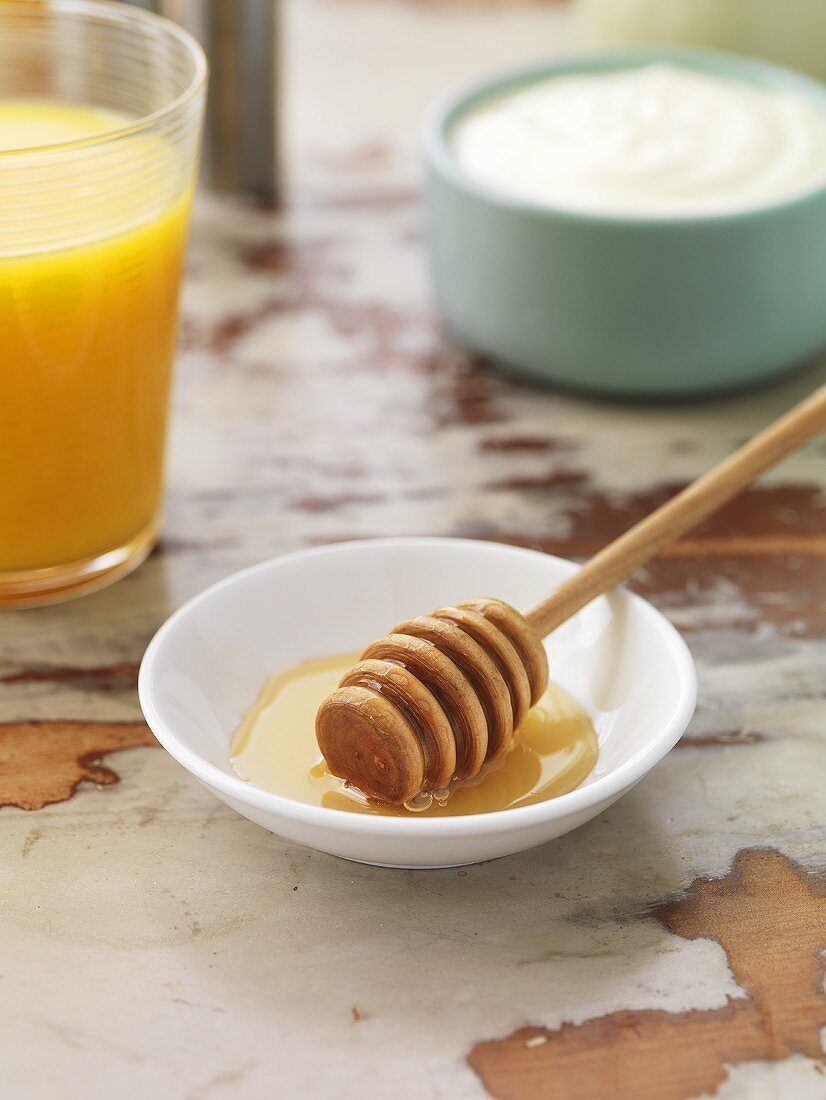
left=315, top=598, right=549, bottom=806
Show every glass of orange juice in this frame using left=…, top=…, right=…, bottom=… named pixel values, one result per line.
left=0, top=1, right=206, bottom=606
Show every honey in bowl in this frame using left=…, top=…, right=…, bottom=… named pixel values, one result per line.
left=230, top=652, right=598, bottom=816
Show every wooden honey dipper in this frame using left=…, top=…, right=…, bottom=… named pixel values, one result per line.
left=317, top=385, right=826, bottom=806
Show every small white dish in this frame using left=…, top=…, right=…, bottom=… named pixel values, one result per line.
left=139, top=538, right=697, bottom=868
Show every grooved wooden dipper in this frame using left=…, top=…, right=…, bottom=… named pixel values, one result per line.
left=317, top=386, right=826, bottom=806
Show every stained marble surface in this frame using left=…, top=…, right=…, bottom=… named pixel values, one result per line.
left=1, top=2, right=825, bottom=1098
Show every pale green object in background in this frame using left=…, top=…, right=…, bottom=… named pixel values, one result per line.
left=424, top=49, right=826, bottom=398
left=579, top=0, right=826, bottom=84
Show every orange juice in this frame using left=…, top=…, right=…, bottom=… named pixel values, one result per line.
left=0, top=101, right=192, bottom=588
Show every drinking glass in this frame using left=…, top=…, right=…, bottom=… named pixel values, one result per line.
left=0, top=0, right=206, bottom=606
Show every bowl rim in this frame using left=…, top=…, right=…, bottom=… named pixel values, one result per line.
left=422, top=45, right=826, bottom=228
left=138, top=537, right=698, bottom=837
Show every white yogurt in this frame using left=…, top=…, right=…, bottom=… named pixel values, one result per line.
left=452, top=64, right=826, bottom=216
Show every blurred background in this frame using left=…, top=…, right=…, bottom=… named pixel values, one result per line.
left=133, top=0, right=826, bottom=204
left=119, top=0, right=826, bottom=592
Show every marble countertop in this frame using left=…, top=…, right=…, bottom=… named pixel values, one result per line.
left=2, top=2, right=824, bottom=1098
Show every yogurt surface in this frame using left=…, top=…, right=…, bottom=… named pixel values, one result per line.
left=451, top=63, right=826, bottom=216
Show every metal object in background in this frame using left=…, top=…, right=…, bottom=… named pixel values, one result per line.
left=132, top=0, right=280, bottom=201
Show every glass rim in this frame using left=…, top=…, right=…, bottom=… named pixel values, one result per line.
left=0, top=0, right=208, bottom=159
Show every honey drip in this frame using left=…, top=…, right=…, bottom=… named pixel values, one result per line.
left=230, top=651, right=599, bottom=817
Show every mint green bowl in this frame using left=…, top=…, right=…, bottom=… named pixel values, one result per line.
left=424, top=49, right=826, bottom=398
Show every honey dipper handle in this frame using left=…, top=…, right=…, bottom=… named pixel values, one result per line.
left=526, top=384, right=826, bottom=639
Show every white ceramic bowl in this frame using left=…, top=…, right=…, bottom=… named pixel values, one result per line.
left=139, top=538, right=697, bottom=867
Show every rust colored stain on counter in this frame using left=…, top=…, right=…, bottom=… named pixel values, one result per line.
left=475, top=533, right=824, bottom=638
left=0, top=662, right=139, bottom=691
left=468, top=849, right=826, bottom=1100
left=559, top=483, right=826, bottom=546
left=0, top=721, right=156, bottom=810
left=674, top=729, right=765, bottom=749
